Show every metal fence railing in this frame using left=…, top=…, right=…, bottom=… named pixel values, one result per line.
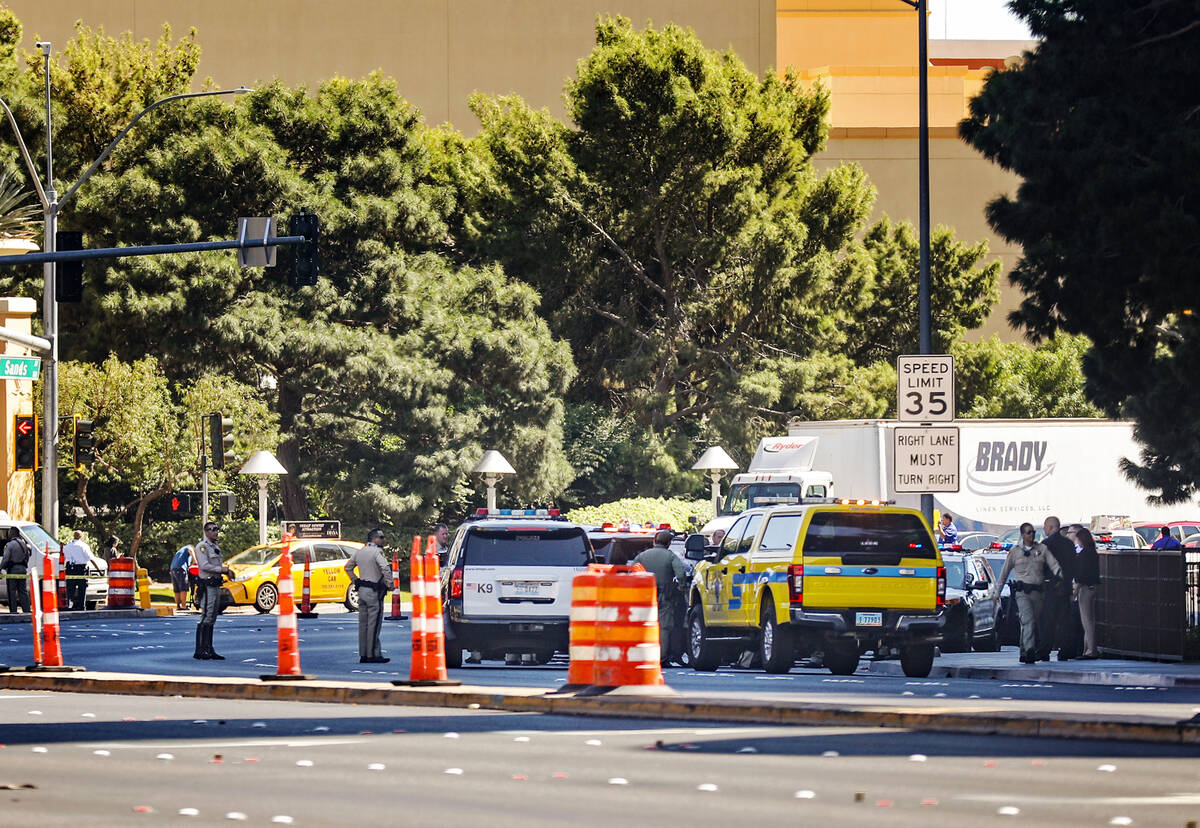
left=1096, top=548, right=1187, bottom=662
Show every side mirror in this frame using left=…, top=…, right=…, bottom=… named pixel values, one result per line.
left=970, top=578, right=989, bottom=591
left=684, top=534, right=707, bottom=553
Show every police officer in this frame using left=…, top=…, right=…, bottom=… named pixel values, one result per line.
left=62, top=530, right=92, bottom=612
left=632, top=529, right=687, bottom=666
left=997, top=522, right=1062, bottom=664
left=193, top=522, right=234, bottom=660
left=1038, top=515, right=1079, bottom=661
left=345, top=529, right=391, bottom=663
left=0, top=529, right=31, bottom=613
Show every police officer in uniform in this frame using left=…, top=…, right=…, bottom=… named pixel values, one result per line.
left=997, top=522, right=1062, bottom=664
left=1038, top=515, right=1079, bottom=660
left=193, top=521, right=234, bottom=660
left=632, top=529, right=687, bottom=666
left=0, top=529, right=31, bottom=613
left=345, top=529, right=391, bottom=663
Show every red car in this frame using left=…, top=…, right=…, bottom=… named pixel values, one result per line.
left=1133, top=521, right=1200, bottom=547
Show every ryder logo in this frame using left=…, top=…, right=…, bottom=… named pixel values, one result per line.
left=966, top=440, right=1055, bottom=496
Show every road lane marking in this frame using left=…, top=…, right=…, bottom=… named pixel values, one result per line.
left=960, top=793, right=1200, bottom=806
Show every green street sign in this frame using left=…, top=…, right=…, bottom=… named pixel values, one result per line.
left=0, top=356, right=41, bottom=380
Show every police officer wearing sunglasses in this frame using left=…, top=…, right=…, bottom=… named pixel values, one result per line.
left=997, top=522, right=1063, bottom=664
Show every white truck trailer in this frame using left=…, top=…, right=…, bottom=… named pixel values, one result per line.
left=784, top=418, right=1193, bottom=533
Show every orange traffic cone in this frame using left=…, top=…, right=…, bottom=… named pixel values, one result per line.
left=559, top=564, right=611, bottom=692
left=262, top=534, right=309, bottom=681
left=56, top=549, right=68, bottom=611
left=40, top=550, right=63, bottom=667
left=388, top=546, right=406, bottom=620
left=297, top=546, right=319, bottom=619
left=394, top=535, right=458, bottom=687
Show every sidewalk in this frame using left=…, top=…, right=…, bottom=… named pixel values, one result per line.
left=867, top=647, right=1200, bottom=688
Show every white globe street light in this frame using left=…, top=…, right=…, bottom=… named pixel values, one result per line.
left=471, top=450, right=516, bottom=512
left=692, top=446, right=739, bottom=515
left=239, top=450, right=288, bottom=545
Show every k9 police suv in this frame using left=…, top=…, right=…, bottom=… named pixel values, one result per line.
left=441, top=509, right=600, bottom=666
left=687, top=500, right=946, bottom=677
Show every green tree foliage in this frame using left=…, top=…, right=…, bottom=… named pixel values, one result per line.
left=960, top=0, right=1200, bottom=502
left=24, top=56, right=574, bottom=523
left=55, top=356, right=276, bottom=556
left=954, top=335, right=1102, bottom=419
left=451, top=18, right=998, bottom=483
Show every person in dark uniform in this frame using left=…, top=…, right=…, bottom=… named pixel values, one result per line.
left=0, top=529, right=31, bottom=613
left=1038, top=515, right=1080, bottom=661
left=632, top=529, right=687, bottom=666
left=193, top=522, right=234, bottom=660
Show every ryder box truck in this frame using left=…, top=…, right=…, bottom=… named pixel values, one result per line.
left=783, top=419, right=1191, bottom=533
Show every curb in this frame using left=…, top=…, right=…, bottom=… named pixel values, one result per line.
left=0, top=608, right=158, bottom=626
left=0, top=671, right=1197, bottom=746
left=865, top=660, right=1200, bottom=688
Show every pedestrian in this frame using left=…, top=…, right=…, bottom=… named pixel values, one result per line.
left=102, top=535, right=121, bottom=560
left=62, top=530, right=93, bottom=612
left=937, top=513, right=959, bottom=545
left=710, top=528, right=726, bottom=548
left=345, top=528, right=391, bottom=663
left=1068, top=525, right=1101, bottom=659
left=1038, top=516, right=1080, bottom=661
left=0, top=529, right=31, bottom=613
left=996, top=522, right=1062, bottom=664
left=193, top=521, right=234, bottom=660
left=434, top=522, right=450, bottom=568
left=1150, top=526, right=1182, bottom=550
left=632, top=529, right=687, bottom=666
left=169, top=544, right=195, bottom=610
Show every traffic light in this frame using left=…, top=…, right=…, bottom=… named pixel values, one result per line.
left=13, top=414, right=36, bottom=471
left=55, top=230, right=84, bottom=303
left=209, top=413, right=234, bottom=470
left=289, top=213, right=320, bottom=287
left=73, top=417, right=95, bottom=470
left=166, top=492, right=193, bottom=519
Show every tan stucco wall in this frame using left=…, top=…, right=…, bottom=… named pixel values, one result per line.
left=4, top=0, right=776, bottom=130
left=0, top=289, right=38, bottom=522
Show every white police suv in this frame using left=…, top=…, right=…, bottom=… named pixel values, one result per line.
left=441, top=509, right=600, bottom=667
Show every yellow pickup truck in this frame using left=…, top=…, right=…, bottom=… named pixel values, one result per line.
left=687, top=501, right=946, bottom=677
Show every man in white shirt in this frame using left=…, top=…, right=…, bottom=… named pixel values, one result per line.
left=62, top=530, right=92, bottom=612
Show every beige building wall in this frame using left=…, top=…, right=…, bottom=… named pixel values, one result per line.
left=4, top=0, right=775, bottom=129
left=0, top=290, right=38, bottom=522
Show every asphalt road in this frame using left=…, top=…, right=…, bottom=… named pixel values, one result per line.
left=4, top=614, right=1200, bottom=716
left=1, top=691, right=1198, bottom=828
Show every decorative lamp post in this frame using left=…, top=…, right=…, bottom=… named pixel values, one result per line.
left=471, top=450, right=516, bottom=512
left=692, top=446, right=739, bottom=516
left=239, top=450, right=287, bottom=545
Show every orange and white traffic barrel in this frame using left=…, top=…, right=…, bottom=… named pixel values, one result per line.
left=563, top=564, right=611, bottom=690
left=588, top=564, right=665, bottom=692
left=106, top=557, right=136, bottom=608
left=40, top=551, right=64, bottom=667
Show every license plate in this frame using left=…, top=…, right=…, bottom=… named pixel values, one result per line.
left=856, top=611, right=883, bottom=627
left=501, top=580, right=553, bottom=599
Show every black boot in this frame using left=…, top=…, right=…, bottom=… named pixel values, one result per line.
left=193, top=625, right=210, bottom=660
left=204, top=624, right=225, bottom=660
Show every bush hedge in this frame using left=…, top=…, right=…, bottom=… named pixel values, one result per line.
left=565, top=497, right=714, bottom=531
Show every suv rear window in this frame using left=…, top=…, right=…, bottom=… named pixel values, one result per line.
left=803, top=511, right=936, bottom=559
left=463, top=528, right=591, bottom=567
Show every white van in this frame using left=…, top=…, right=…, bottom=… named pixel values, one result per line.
left=0, top=515, right=108, bottom=610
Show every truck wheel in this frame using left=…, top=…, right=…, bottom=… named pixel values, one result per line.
left=759, top=603, right=794, bottom=674
left=900, top=643, right=936, bottom=678
left=825, top=642, right=859, bottom=676
left=974, top=622, right=1000, bottom=652
left=254, top=582, right=278, bottom=614
left=688, top=605, right=722, bottom=672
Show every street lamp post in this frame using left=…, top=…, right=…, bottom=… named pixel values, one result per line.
left=239, top=450, right=288, bottom=545
left=471, top=450, right=516, bottom=512
left=0, top=41, right=249, bottom=534
left=691, top=446, right=739, bottom=516
left=899, top=0, right=934, bottom=525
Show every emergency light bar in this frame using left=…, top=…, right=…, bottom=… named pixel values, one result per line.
left=472, top=508, right=562, bottom=517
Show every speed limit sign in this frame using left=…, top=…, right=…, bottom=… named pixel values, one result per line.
left=896, top=355, right=955, bottom=423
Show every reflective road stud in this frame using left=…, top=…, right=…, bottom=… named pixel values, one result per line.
left=262, top=534, right=310, bottom=680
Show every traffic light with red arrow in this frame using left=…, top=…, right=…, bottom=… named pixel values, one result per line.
left=13, top=414, right=37, bottom=471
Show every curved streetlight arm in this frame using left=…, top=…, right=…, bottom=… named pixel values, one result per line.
left=59, top=87, right=253, bottom=210
left=0, top=96, right=48, bottom=209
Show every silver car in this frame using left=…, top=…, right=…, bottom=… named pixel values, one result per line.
left=0, top=520, right=109, bottom=610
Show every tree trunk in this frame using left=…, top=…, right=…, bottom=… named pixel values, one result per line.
left=276, top=382, right=308, bottom=520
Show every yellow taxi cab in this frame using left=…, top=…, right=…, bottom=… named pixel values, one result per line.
left=221, top=539, right=366, bottom=613
left=687, top=499, right=946, bottom=678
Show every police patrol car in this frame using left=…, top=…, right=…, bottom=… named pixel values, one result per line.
left=441, top=509, right=600, bottom=667
left=687, top=499, right=946, bottom=677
